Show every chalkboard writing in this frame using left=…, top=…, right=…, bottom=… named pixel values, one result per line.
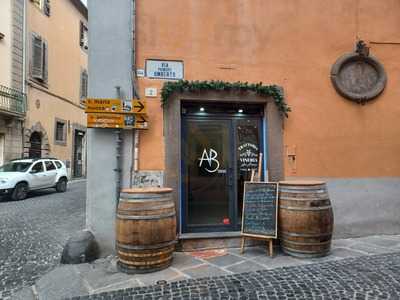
left=241, top=182, right=278, bottom=238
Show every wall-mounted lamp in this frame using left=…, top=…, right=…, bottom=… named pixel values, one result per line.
left=0, top=32, right=5, bottom=40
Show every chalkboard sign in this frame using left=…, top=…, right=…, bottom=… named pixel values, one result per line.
left=241, top=182, right=279, bottom=239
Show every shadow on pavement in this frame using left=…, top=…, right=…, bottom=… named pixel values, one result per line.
left=0, top=189, right=58, bottom=203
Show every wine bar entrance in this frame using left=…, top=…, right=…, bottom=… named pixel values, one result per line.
left=181, top=103, right=265, bottom=233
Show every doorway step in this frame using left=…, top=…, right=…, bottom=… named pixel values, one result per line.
left=177, top=232, right=265, bottom=251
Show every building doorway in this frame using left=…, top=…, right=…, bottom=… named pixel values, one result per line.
left=29, top=132, right=42, bottom=158
left=181, top=103, right=264, bottom=233
left=73, top=130, right=85, bottom=178
left=0, top=134, right=4, bottom=165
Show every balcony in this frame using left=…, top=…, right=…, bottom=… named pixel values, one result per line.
left=0, top=84, right=26, bottom=117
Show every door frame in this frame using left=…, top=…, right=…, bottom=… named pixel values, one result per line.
left=73, top=129, right=85, bottom=178
left=163, top=92, right=285, bottom=235
left=71, top=123, right=87, bottom=178
left=180, top=108, right=264, bottom=233
left=0, top=134, right=4, bottom=166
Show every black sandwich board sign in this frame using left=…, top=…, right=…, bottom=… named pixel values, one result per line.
left=240, top=182, right=279, bottom=256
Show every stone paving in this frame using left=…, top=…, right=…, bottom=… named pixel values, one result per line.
left=16, top=234, right=400, bottom=299
left=0, top=180, right=86, bottom=300
left=69, top=251, right=400, bottom=300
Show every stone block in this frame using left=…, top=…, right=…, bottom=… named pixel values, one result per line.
left=181, top=264, right=229, bottom=279
left=205, top=254, right=245, bottom=267
left=61, top=230, right=99, bottom=264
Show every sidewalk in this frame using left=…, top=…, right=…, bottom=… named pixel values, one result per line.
left=15, top=235, right=400, bottom=299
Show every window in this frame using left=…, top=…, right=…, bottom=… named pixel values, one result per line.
left=80, top=21, right=88, bottom=50
left=80, top=69, right=88, bottom=104
left=54, top=161, right=62, bottom=169
left=45, top=161, right=56, bottom=171
left=31, top=162, right=44, bottom=173
left=31, top=0, right=50, bottom=16
left=31, top=33, right=48, bottom=83
left=54, top=119, right=67, bottom=145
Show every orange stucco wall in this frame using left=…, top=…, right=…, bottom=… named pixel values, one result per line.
left=136, top=0, right=400, bottom=178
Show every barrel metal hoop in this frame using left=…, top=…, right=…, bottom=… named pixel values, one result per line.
left=279, top=197, right=330, bottom=202
left=279, top=205, right=332, bottom=211
left=118, top=256, right=172, bottom=266
left=117, top=212, right=176, bottom=220
left=120, top=195, right=172, bottom=201
left=281, top=239, right=332, bottom=246
left=280, top=231, right=332, bottom=238
left=117, top=240, right=177, bottom=250
left=117, top=248, right=174, bottom=258
left=280, top=188, right=326, bottom=193
left=119, top=204, right=175, bottom=212
left=282, top=246, right=330, bottom=255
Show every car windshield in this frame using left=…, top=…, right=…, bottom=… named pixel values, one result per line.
left=0, top=162, right=32, bottom=172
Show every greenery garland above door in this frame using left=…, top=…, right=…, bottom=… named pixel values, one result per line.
left=161, top=80, right=291, bottom=118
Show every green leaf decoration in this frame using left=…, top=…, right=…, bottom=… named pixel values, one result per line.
left=161, top=80, right=290, bottom=118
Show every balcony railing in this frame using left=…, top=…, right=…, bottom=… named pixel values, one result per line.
left=0, top=84, right=26, bottom=116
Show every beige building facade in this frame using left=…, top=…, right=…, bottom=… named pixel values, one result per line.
left=24, top=0, right=88, bottom=178
left=0, top=0, right=26, bottom=165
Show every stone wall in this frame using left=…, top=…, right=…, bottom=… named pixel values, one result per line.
left=0, top=117, right=23, bottom=162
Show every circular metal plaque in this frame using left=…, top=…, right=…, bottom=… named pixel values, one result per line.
left=331, top=53, right=387, bottom=103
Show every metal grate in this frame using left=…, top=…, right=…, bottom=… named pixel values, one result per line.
left=0, top=84, right=26, bottom=115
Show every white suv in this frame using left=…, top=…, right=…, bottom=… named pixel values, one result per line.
left=0, top=158, right=68, bottom=201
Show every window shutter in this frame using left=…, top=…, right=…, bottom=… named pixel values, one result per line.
left=80, top=70, right=88, bottom=100
left=31, top=34, right=44, bottom=80
left=43, top=40, right=48, bottom=82
left=79, top=22, right=84, bottom=47
left=44, top=0, right=50, bottom=16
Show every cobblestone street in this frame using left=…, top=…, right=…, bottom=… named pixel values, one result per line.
left=0, top=181, right=85, bottom=299
left=72, top=252, right=400, bottom=300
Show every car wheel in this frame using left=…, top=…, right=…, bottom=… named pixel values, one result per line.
left=11, top=183, right=29, bottom=201
left=56, top=178, right=67, bottom=193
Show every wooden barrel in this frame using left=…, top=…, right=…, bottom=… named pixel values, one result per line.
left=116, top=187, right=177, bottom=274
left=278, top=181, right=334, bottom=258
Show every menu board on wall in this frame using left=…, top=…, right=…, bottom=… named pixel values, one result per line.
left=241, top=182, right=279, bottom=238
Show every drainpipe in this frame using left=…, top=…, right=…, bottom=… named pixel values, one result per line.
left=131, top=0, right=140, bottom=182
left=21, top=0, right=27, bottom=158
left=115, top=86, right=123, bottom=205
left=22, top=0, right=27, bottom=96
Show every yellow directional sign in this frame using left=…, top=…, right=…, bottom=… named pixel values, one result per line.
left=85, top=99, right=122, bottom=113
left=135, top=114, right=149, bottom=124
left=132, top=100, right=147, bottom=114
left=87, top=113, right=148, bottom=130
left=85, top=98, right=147, bottom=114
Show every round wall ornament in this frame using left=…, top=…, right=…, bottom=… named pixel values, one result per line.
left=330, top=41, right=387, bottom=104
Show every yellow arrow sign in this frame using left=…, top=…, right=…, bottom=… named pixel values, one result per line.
left=132, top=100, right=147, bottom=114
left=87, top=113, right=148, bottom=130
left=85, top=98, right=147, bottom=114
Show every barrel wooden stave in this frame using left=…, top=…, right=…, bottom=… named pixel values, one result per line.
left=116, top=188, right=177, bottom=274
left=279, top=181, right=334, bottom=258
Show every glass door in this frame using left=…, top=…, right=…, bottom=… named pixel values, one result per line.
left=181, top=103, right=264, bottom=233
left=182, top=118, right=235, bottom=232
left=236, top=118, right=262, bottom=225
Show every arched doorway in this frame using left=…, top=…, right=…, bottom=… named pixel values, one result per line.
left=24, top=122, right=50, bottom=158
left=29, top=132, right=42, bottom=158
